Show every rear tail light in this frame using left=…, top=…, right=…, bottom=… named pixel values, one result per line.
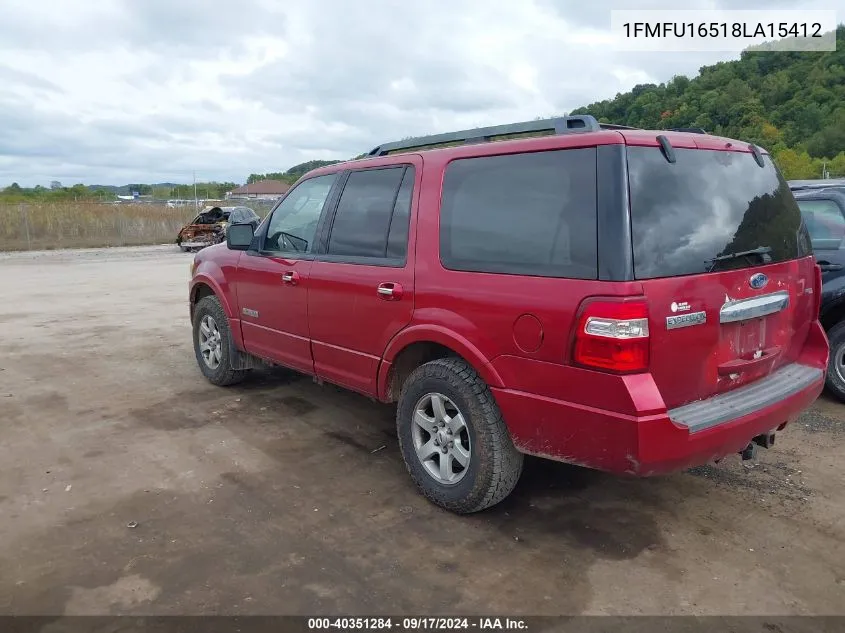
left=573, top=298, right=650, bottom=373
left=813, top=263, right=822, bottom=317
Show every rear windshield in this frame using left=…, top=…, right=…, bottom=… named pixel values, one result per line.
left=628, top=146, right=811, bottom=279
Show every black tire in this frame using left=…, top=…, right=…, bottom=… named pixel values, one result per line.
left=192, top=295, right=247, bottom=386
left=179, top=244, right=189, bottom=252
left=825, top=321, right=845, bottom=402
left=396, top=357, right=523, bottom=514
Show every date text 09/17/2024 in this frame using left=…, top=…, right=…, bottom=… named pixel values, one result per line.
left=307, top=617, right=528, bottom=630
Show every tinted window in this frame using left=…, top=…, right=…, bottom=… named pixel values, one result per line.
left=328, top=167, right=406, bottom=258
left=439, top=149, right=597, bottom=279
left=264, top=174, right=336, bottom=253
left=796, top=198, right=845, bottom=246
left=386, top=167, right=414, bottom=259
left=629, top=147, right=810, bottom=279
left=229, top=207, right=259, bottom=223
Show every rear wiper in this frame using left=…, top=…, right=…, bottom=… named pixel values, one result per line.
left=705, top=246, right=772, bottom=272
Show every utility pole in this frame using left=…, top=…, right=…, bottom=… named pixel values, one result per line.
left=193, top=171, right=198, bottom=212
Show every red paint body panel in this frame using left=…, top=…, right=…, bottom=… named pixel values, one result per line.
left=380, top=322, right=506, bottom=395
left=494, top=320, right=827, bottom=474
left=189, top=244, right=241, bottom=318
left=233, top=255, right=314, bottom=374
left=191, top=127, right=828, bottom=479
left=309, top=261, right=414, bottom=395
left=640, top=256, right=818, bottom=409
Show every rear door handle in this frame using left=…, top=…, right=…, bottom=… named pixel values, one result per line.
left=817, top=261, right=843, bottom=272
left=281, top=271, right=300, bottom=285
left=377, top=282, right=403, bottom=301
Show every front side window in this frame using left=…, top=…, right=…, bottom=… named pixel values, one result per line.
left=264, top=174, right=336, bottom=253
left=439, top=148, right=598, bottom=279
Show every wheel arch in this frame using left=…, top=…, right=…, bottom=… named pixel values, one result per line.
left=821, top=297, right=845, bottom=332
left=190, top=275, right=234, bottom=321
left=377, top=326, right=504, bottom=402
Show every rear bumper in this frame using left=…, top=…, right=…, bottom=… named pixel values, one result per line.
left=492, top=320, right=828, bottom=476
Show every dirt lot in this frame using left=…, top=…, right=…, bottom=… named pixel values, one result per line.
left=0, top=245, right=843, bottom=616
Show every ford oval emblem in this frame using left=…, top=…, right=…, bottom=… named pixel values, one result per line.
left=749, top=273, right=768, bottom=290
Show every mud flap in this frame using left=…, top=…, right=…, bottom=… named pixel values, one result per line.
left=228, top=338, right=266, bottom=371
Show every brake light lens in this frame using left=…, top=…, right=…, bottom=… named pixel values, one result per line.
left=573, top=299, right=650, bottom=373
left=813, top=263, right=822, bottom=317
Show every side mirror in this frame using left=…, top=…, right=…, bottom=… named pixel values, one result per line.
left=227, top=223, right=255, bottom=251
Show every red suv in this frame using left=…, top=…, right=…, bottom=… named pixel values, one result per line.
left=188, top=115, right=828, bottom=514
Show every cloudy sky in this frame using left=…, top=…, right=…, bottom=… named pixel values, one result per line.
left=0, top=0, right=835, bottom=186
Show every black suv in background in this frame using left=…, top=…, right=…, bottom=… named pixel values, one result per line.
left=791, top=182, right=845, bottom=400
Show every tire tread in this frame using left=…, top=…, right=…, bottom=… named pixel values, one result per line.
left=397, top=357, right=523, bottom=513
left=825, top=321, right=845, bottom=402
left=193, top=295, right=247, bottom=387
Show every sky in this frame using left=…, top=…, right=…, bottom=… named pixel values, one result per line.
left=0, top=0, right=836, bottom=187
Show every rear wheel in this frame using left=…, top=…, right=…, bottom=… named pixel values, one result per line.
left=396, top=357, right=523, bottom=514
left=825, top=321, right=845, bottom=402
left=192, top=295, right=247, bottom=386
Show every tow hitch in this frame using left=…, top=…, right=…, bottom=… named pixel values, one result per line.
left=753, top=432, right=776, bottom=449
left=739, top=443, right=756, bottom=461
left=740, top=432, right=777, bottom=461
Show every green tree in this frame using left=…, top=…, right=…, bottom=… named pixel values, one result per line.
left=774, top=148, right=817, bottom=179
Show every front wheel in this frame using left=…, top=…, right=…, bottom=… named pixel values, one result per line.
left=825, top=321, right=845, bottom=402
left=396, top=357, right=523, bottom=514
left=192, top=295, right=247, bottom=386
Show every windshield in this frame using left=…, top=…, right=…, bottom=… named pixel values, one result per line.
left=628, top=146, right=810, bottom=279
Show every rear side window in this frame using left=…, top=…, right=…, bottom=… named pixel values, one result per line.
left=795, top=198, right=845, bottom=246
left=328, top=166, right=411, bottom=260
left=439, top=149, right=598, bottom=279
left=629, top=147, right=811, bottom=279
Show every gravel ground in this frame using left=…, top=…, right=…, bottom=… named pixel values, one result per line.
left=0, top=245, right=843, bottom=616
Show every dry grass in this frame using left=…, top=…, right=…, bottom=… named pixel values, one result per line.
left=0, top=202, right=203, bottom=251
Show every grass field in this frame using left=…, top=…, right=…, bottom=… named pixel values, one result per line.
left=0, top=201, right=273, bottom=252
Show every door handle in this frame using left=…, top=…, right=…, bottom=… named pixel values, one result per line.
left=377, top=282, right=403, bottom=301
left=817, top=261, right=843, bottom=272
left=281, top=271, right=300, bottom=285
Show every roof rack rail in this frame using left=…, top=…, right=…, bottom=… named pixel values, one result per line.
left=598, top=123, right=640, bottom=130
left=668, top=127, right=708, bottom=134
left=367, top=115, right=602, bottom=156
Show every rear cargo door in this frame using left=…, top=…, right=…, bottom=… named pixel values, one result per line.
left=627, top=143, right=816, bottom=409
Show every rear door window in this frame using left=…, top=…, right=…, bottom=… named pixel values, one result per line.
left=795, top=198, right=845, bottom=250
left=628, top=147, right=810, bottom=279
left=327, top=166, right=409, bottom=260
left=439, top=149, right=598, bottom=279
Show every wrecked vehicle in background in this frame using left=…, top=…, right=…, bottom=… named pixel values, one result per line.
left=176, top=206, right=261, bottom=252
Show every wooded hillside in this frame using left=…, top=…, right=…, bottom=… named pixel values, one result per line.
left=572, top=25, right=845, bottom=179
